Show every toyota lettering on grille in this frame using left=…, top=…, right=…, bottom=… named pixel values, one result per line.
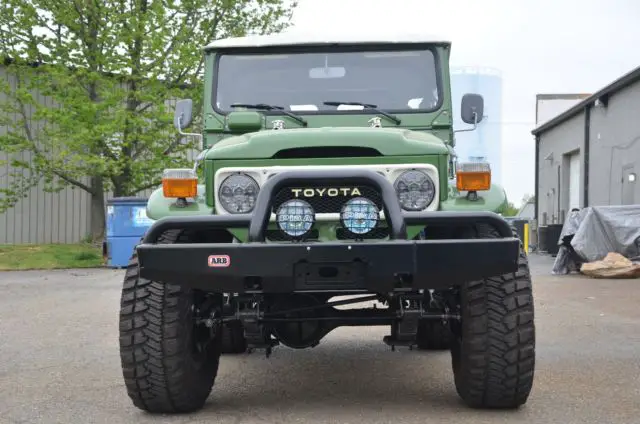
left=291, top=187, right=362, bottom=198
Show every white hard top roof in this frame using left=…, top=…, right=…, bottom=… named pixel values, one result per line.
left=204, top=30, right=450, bottom=50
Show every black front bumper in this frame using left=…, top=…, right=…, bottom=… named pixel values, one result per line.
left=136, top=169, right=521, bottom=293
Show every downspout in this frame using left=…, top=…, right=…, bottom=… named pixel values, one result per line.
left=534, top=135, right=540, bottom=222
left=557, top=164, right=561, bottom=222
left=583, top=105, right=591, bottom=207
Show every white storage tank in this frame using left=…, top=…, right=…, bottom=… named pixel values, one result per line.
left=450, top=66, right=503, bottom=186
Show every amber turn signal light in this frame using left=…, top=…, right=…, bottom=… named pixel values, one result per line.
left=456, top=162, right=491, bottom=191
left=162, top=169, right=198, bottom=198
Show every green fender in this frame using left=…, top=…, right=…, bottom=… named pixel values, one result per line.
left=439, top=181, right=509, bottom=214
left=145, top=184, right=213, bottom=220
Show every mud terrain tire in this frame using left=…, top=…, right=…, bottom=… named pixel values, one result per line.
left=451, top=224, right=535, bottom=409
left=119, top=230, right=222, bottom=413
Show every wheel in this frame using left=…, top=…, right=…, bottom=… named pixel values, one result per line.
left=416, top=318, right=453, bottom=350
left=118, top=230, right=223, bottom=413
left=221, top=321, right=247, bottom=354
left=450, top=223, right=535, bottom=409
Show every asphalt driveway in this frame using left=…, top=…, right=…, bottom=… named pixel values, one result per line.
left=1, top=253, right=639, bottom=424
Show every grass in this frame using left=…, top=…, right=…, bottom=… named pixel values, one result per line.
left=0, top=243, right=105, bottom=271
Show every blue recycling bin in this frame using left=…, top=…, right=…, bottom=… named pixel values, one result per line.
left=105, top=197, right=154, bottom=268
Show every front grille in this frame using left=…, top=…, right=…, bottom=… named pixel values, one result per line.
left=266, top=229, right=319, bottom=242
left=268, top=181, right=389, bottom=241
left=336, top=226, right=389, bottom=240
left=271, top=183, right=384, bottom=214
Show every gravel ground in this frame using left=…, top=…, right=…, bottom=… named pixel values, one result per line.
left=1, top=253, right=639, bottom=424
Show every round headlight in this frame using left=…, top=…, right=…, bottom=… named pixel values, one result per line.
left=218, top=173, right=260, bottom=213
left=340, top=197, right=379, bottom=235
left=394, top=170, right=435, bottom=211
left=276, top=199, right=315, bottom=237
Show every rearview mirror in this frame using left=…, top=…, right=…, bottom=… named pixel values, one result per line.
left=461, top=93, right=484, bottom=124
left=174, top=99, right=193, bottom=130
left=309, top=66, right=346, bottom=79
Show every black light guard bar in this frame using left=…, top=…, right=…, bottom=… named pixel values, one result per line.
left=141, top=169, right=514, bottom=244
left=248, top=169, right=408, bottom=242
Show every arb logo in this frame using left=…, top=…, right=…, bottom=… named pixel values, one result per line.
left=208, top=255, right=230, bottom=268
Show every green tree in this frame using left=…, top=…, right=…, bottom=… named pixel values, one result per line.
left=502, top=201, right=519, bottom=217
left=521, top=193, right=535, bottom=205
left=0, top=0, right=297, bottom=240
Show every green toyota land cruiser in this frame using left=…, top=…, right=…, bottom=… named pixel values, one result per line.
left=118, top=31, right=535, bottom=414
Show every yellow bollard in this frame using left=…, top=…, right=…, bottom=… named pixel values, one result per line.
left=523, top=222, right=529, bottom=255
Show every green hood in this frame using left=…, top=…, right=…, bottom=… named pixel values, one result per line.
left=205, top=127, right=450, bottom=160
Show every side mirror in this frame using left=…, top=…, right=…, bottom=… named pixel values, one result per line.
left=461, top=93, right=484, bottom=124
left=174, top=99, right=193, bottom=130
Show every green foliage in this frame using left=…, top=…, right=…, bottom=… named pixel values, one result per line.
left=0, top=0, right=297, bottom=230
left=521, top=193, right=535, bottom=205
left=0, top=243, right=103, bottom=270
left=501, top=201, right=519, bottom=217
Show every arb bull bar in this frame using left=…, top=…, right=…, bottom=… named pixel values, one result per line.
left=135, top=169, right=521, bottom=293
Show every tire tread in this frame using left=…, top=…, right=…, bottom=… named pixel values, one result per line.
left=119, top=230, right=220, bottom=413
left=452, top=224, right=535, bottom=409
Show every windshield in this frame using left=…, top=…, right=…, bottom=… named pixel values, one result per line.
left=214, top=48, right=440, bottom=113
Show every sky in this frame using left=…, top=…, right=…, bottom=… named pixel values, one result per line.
left=288, top=0, right=640, bottom=206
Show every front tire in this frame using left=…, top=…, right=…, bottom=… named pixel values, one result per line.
left=119, top=230, right=222, bottom=413
left=451, top=224, right=536, bottom=409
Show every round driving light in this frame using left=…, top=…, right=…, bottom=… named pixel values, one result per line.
left=394, top=170, right=436, bottom=211
left=340, top=197, right=379, bottom=235
left=276, top=199, right=315, bottom=237
left=218, top=173, right=260, bottom=213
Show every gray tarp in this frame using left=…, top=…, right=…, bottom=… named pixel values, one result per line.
left=551, top=205, right=640, bottom=274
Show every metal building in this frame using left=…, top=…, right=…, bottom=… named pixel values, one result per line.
left=451, top=66, right=503, bottom=185
left=535, top=93, right=590, bottom=127
left=532, top=66, right=640, bottom=225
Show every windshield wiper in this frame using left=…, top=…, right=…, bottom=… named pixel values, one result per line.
left=230, top=103, right=307, bottom=127
left=323, top=101, right=402, bottom=125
